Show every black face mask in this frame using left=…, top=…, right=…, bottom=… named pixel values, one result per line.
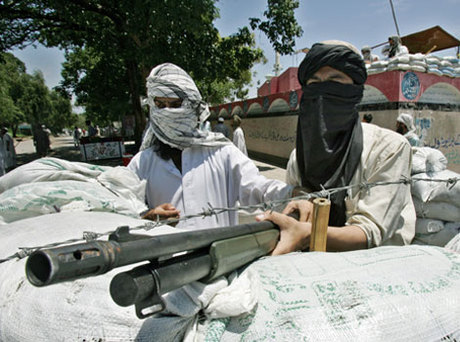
left=296, top=81, right=363, bottom=226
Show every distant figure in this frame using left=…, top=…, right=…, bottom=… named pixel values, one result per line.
left=73, top=126, right=82, bottom=147
left=388, top=36, right=409, bottom=58
left=34, top=124, right=50, bottom=157
left=362, top=113, right=373, bottom=123
left=213, top=117, right=230, bottom=138
left=396, top=113, right=421, bottom=147
left=361, top=46, right=379, bottom=64
left=232, top=115, right=247, bottom=156
left=1, top=127, right=17, bottom=171
left=199, top=120, right=211, bottom=132
left=86, top=120, right=98, bottom=137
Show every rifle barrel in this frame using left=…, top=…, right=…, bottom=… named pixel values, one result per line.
left=26, top=220, right=278, bottom=287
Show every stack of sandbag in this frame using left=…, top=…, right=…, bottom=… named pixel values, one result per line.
left=367, top=54, right=460, bottom=77
left=410, top=147, right=460, bottom=246
left=0, top=157, right=148, bottom=224
left=2, top=212, right=459, bottom=341
left=198, top=247, right=460, bottom=341
left=0, top=211, right=213, bottom=342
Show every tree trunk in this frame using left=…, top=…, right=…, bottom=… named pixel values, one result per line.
left=126, top=59, right=146, bottom=152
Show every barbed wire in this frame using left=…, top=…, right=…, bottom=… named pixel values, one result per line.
left=0, top=176, right=458, bottom=264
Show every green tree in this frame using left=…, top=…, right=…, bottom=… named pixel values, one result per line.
left=250, top=0, right=303, bottom=55
left=1, top=0, right=302, bottom=146
left=0, top=53, right=26, bottom=135
left=0, top=52, right=74, bottom=135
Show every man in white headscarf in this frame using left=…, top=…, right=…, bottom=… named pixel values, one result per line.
left=396, top=113, right=421, bottom=147
left=361, top=45, right=379, bottom=64
left=128, top=63, right=294, bottom=229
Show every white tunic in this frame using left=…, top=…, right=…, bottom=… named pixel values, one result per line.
left=233, top=127, right=248, bottom=156
left=128, top=144, right=293, bottom=230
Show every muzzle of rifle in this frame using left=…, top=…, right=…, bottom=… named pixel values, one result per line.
left=25, top=240, right=119, bottom=286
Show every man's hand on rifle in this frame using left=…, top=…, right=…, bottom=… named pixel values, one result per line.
left=256, top=211, right=311, bottom=256
left=142, top=203, right=180, bottom=226
left=282, top=200, right=313, bottom=222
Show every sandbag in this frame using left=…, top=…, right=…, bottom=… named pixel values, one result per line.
left=413, top=197, right=460, bottom=222
left=411, top=147, right=447, bottom=175
left=0, top=157, right=110, bottom=193
left=411, top=170, right=460, bottom=221
left=201, top=246, right=460, bottom=341
left=0, top=180, right=147, bottom=224
left=0, top=212, right=198, bottom=342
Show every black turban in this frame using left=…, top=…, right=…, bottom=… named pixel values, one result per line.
left=298, top=42, right=367, bottom=86
left=296, top=41, right=366, bottom=227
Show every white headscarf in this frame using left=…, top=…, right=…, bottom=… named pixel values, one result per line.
left=397, top=113, right=415, bottom=132
left=140, top=63, right=229, bottom=151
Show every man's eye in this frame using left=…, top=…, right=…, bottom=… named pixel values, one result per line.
left=170, top=102, right=182, bottom=108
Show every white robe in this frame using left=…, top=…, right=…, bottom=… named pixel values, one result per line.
left=232, top=127, right=247, bottom=156
left=128, top=144, right=293, bottom=230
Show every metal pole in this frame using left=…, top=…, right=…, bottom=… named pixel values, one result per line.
left=389, top=0, right=401, bottom=36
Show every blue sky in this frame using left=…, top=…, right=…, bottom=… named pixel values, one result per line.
left=11, top=0, right=460, bottom=99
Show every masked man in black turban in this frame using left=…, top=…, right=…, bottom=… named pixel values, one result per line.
left=258, top=41, right=415, bottom=254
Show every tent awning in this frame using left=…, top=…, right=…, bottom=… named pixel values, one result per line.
left=400, top=26, right=460, bottom=54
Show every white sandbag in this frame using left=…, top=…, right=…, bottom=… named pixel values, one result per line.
left=367, top=68, right=387, bottom=75
left=201, top=246, right=460, bottom=341
left=0, top=180, right=147, bottom=224
left=388, top=55, right=411, bottom=64
left=409, top=53, right=426, bottom=61
left=409, top=65, right=426, bottom=73
left=0, top=212, right=198, bottom=342
left=413, top=197, right=460, bottom=222
left=387, top=63, right=411, bottom=71
left=427, top=68, right=443, bottom=76
left=412, top=169, right=460, bottom=202
left=0, top=157, right=110, bottom=193
left=411, top=147, right=448, bottom=175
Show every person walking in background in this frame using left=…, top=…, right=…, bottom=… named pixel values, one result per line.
left=86, top=120, right=98, bottom=137
left=34, top=124, right=50, bottom=158
left=73, top=126, right=82, bottom=147
left=396, top=113, right=421, bottom=147
left=213, top=116, right=230, bottom=138
left=362, top=113, right=373, bottom=123
left=232, top=115, right=247, bottom=156
left=1, top=127, right=16, bottom=171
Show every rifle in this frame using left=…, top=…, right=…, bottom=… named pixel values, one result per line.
left=25, top=220, right=281, bottom=319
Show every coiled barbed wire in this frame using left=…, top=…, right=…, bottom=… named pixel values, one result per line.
left=0, top=176, right=458, bottom=264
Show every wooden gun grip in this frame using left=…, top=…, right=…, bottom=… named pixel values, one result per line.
left=309, top=198, right=331, bottom=252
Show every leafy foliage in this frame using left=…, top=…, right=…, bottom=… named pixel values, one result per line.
left=0, top=52, right=73, bottom=135
left=1, top=0, right=302, bottom=144
left=250, top=0, right=303, bottom=55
